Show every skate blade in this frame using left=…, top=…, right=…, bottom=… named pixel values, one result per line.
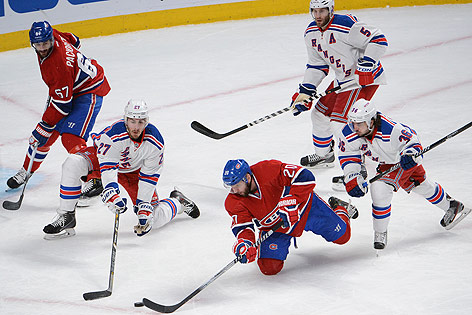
left=444, top=207, right=471, bottom=230
left=76, top=196, right=100, bottom=208
left=43, top=228, right=76, bottom=240
left=332, top=182, right=345, bottom=192
left=305, top=162, right=335, bottom=169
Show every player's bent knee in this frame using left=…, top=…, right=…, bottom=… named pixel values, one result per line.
left=257, top=258, right=284, bottom=276
left=61, top=133, right=86, bottom=154
left=333, top=225, right=351, bottom=245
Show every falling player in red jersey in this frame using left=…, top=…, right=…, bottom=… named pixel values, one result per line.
left=7, top=21, right=110, bottom=196
left=222, top=159, right=358, bottom=275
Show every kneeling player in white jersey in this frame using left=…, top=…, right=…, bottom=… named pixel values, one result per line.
left=338, top=99, right=470, bottom=250
left=43, top=99, right=200, bottom=239
left=291, top=0, right=388, bottom=168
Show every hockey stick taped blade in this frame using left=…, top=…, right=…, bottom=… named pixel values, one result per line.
left=83, top=290, right=112, bottom=300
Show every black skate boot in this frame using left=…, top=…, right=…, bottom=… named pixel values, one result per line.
left=77, top=178, right=103, bottom=207
left=328, top=196, right=359, bottom=219
left=43, top=211, right=76, bottom=240
left=441, top=198, right=471, bottom=230
left=170, top=188, right=200, bottom=219
left=7, top=167, right=28, bottom=189
left=300, top=140, right=335, bottom=168
left=374, top=231, right=387, bottom=250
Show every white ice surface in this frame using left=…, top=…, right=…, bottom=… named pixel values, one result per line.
left=1, top=4, right=472, bottom=315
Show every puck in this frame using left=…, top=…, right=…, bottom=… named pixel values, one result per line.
left=134, top=301, right=144, bottom=307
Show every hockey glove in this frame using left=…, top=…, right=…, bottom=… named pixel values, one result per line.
left=400, top=148, right=420, bottom=170
left=355, top=57, right=375, bottom=86
left=344, top=172, right=368, bottom=198
left=30, top=121, right=54, bottom=147
left=291, top=84, right=317, bottom=116
left=134, top=202, right=154, bottom=236
left=276, top=196, right=300, bottom=230
left=101, top=186, right=127, bottom=214
left=233, top=239, right=257, bottom=264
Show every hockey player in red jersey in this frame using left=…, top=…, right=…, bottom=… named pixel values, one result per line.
left=7, top=21, right=110, bottom=197
left=223, top=159, right=358, bottom=275
left=291, top=0, right=388, bottom=169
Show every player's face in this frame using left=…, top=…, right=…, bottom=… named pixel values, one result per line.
left=229, top=175, right=251, bottom=197
left=126, top=118, right=147, bottom=140
left=311, top=8, right=331, bottom=29
left=32, top=39, right=53, bottom=58
left=352, top=121, right=372, bottom=137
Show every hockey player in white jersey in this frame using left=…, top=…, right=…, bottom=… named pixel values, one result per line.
left=43, top=99, right=200, bottom=239
left=291, top=0, right=388, bottom=168
left=338, top=99, right=470, bottom=249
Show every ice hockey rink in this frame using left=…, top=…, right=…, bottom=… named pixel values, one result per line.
left=1, top=3, right=472, bottom=315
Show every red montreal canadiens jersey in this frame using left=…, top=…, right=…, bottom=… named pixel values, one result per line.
left=224, top=160, right=316, bottom=244
left=39, top=29, right=110, bottom=126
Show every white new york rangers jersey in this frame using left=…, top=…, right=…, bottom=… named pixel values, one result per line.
left=91, top=120, right=165, bottom=203
left=337, top=114, right=423, bottom=175
left=303, top=13, right=388, bottom=91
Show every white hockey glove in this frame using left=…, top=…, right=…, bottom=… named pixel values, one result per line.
left=101, top=186, right=127, bottom=214
left=134, top=202, right=154, bottom=237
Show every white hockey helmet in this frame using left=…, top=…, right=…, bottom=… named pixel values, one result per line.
left=310, top=0, right=335, bottom=17
left=348, top=99, right=377, bottom=124
left=124, top=99, right=149, bottom=123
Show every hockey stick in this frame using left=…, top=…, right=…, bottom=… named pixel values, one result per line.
left=83, top=211, right=120, bottom=300
left=136, top=220, right=285, bottom=313
left=2, top=144, right=38, bottom=210
left=191, top=85, right=343, bottom=140
left=369, top=120, right=472, bottom=183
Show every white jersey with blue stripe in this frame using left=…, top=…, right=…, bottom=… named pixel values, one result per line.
left=337, top=114, right=422, bottom=175
left=303, top=13, right=388, bottom=92
left=91, top=120, right=165, bottom=203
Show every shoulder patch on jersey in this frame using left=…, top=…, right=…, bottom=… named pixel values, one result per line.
left=305, top=20, right=320, bottom=36
left=331, top=14, right=357, bottom=29
left=144, top=123, right=165, bottom=149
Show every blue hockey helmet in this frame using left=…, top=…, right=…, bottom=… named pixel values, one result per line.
left=222, top=159, right=252, bottom=187
left=29, top=21, right=53, bottom=44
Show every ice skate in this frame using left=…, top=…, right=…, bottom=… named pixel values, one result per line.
left=328, top=196, right=358, bottom=219
left=441, top=199, right=471, bottom=230
left=300, top=141, right=335, bottom=168
left=332, top=164, right=368, bottom=192
left=134, top=207, right=154, bottom=237
left=43, top=211, right=76, bottom=240
left=77, top=178, right=103, bottom=207
left=170, top=188, right=200, bottom=219
left=7, top=167, right=28, bottom=189
left=374, top=231, right=387, bottom=250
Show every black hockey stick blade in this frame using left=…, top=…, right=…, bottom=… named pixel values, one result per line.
left=83, top=289, right=112, bottom=301
left=191, top=121, right=247, bottom=140
left=2, top=194, right=24, bottom=210
left=142, top=298, right=183, bottom=313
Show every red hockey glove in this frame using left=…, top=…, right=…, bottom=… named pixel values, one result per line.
left=344, top=172, right=368, bottom=198
left=233, top=239, right=257, bottom=264
left=276, top=196, right=300, bottom=230
left=355, top=58, right=375, bottom=86
left=29, top=121, right=54, bottom=147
